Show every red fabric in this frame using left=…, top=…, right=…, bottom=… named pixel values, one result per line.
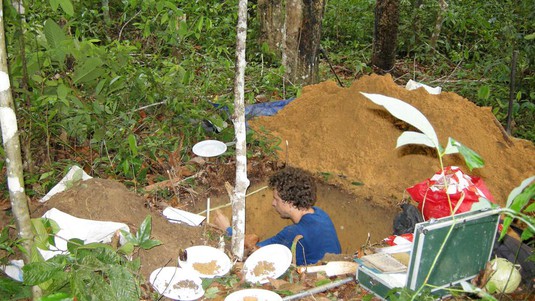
left=406, top=166, right=495, bottom=220
left=384, top=233, right=414, bottom=246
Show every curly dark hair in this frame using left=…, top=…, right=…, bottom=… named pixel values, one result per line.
left=268, top=166, right=317, bottom=209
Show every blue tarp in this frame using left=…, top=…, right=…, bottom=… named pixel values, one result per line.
left=211, top=98, right=294, bottom=120
left=244, top=98, right=294, bottom=119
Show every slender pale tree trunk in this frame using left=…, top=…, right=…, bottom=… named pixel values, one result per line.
left=0, top=2, right=41, bottom=299
left=102, top=0, right=111, bottom=24
left=429, top=0, right=448, bottom=52
left=231, top=0, right=250, bottom=260
left=371, top=0, right=400, bottom=73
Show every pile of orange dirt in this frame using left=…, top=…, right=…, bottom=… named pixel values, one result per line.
left=251, top=74, right=535, bottom=209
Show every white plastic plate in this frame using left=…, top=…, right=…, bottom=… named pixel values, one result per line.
left=225, top=288, right=283, bottom=301
left=192, top=140, right=227, bottom=157
left=149, top=267, right=204, bottom=300
left=243, top=244, right=292, bottom=284
left=179, top=245, right=232, bottom=278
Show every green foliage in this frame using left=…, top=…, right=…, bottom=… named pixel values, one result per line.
left=0, top=277, right=32, bottom=301
left=15, top=215, right=160, bottom=300
left=120, top=215, right=162, bottom=253
left=500, top=176, right=535, bottom=241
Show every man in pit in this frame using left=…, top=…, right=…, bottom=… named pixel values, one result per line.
left=214, top=166, right=341, bottom=265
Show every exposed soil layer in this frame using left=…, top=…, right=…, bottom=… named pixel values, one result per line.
left=251, top=74, right=535, bottom=209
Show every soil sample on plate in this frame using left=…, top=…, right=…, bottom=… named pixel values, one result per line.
left=253, top=261, right=275, bottom=277
left=193, top=260, right=220, bottom=275
left=173, top=279, right=198, bottom=290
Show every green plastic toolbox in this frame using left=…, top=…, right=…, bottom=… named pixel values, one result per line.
left=357, top=208, right=500, bottom=300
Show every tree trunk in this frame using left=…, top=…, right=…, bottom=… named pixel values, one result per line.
left=285, top=0, right=325, bottom=85
left=429, top=0, right=448, bottom=52
left=371, top=0, right=400, bottom=73
left=257, top=0, right=284, bottom=58
left=231, top=0, right=250, bottom=260
left=258, top=0, right=326, bottom=86
left=0, top=2, right=41, bottom=298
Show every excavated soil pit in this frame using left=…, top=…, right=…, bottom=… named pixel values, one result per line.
left=214, top=181, right=396, bottom=255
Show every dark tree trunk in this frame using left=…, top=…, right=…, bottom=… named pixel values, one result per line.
left=371, top=0, right=400, bottom=73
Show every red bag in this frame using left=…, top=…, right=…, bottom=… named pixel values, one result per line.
left=406, top=166, right=494, bottom=220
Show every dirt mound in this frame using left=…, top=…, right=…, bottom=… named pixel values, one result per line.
left=251, top=74, right=535, bottom=208
left=32, top=178, right=211, bottom=279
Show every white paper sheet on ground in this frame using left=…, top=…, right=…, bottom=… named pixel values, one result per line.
left=0, top=259, right=24, bottom=281
left=163, top=207, right=206, bottom=226
left=39, top=165, right=92, bottom=203
left=39, top=208, right=129, bottom=260
left=406, top=79, right=442, bottom=95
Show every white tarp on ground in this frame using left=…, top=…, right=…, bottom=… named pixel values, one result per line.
left=1, top=166, right=129, bottom=281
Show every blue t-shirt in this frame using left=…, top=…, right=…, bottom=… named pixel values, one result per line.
left=256, top=206, right=341, bottom=265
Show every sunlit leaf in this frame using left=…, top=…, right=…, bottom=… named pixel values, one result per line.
left=58, top=0, right=74, bottom=16
left=447, top=138, right=485, bottom=171
left=505, top=176, right=535, bottom=208
left=396, top=131, right=436, bottom=148
left=128, top=134, right=138, bottom=156
left=360, top=93, right=439, bottom=148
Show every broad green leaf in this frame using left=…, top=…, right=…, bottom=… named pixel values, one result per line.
left=44, top=19, right=66, bottom=50
left=0, top=277, right=32, bottom=299
left=22, top=262, right=65, bottom=285
left=137, top=215, right=153, bottom=243
left=56, top=84, right=70, bottom=100
left=360, top=93, right=440, bottom=148
left=139, top=239, right=162, bottom=250
left=128, top=134, right=138, bottom=156
left=505, top=176, right=535, bottom=208
left=117, top=242, right=134, bottom=255
left=49, top=0, right=60, bottom=12
left=73, top=57, right=104, bottom=84
left=95, top=79, right=107, bottom=95
left=109, top=265, right=139, bottom=300
left=120, top=229, right=136, bottom=243
left=195, top=16, right=204, bottom=32
left=448, top=138, right=485, bottom=171
left=58, top=0, right=74, bottom=16
left=31, top=218, right=59, bottom=249
left=521, top=228, right=534, bottom=241
left=477, top=85, right=490, bottom=101
left=178, top=20, right=189, bottom=38
left=67, top=238, right=84, bottom=253
left=396, top=131, right=436, bottom=148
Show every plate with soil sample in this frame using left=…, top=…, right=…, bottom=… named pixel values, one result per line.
left=224, top=288, right=283, bottom=301
left=149, top=267, right=204, bottom=300
left=179, top=245, right=232, bottom=278
left=243, top=244, right=292, bottom=284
